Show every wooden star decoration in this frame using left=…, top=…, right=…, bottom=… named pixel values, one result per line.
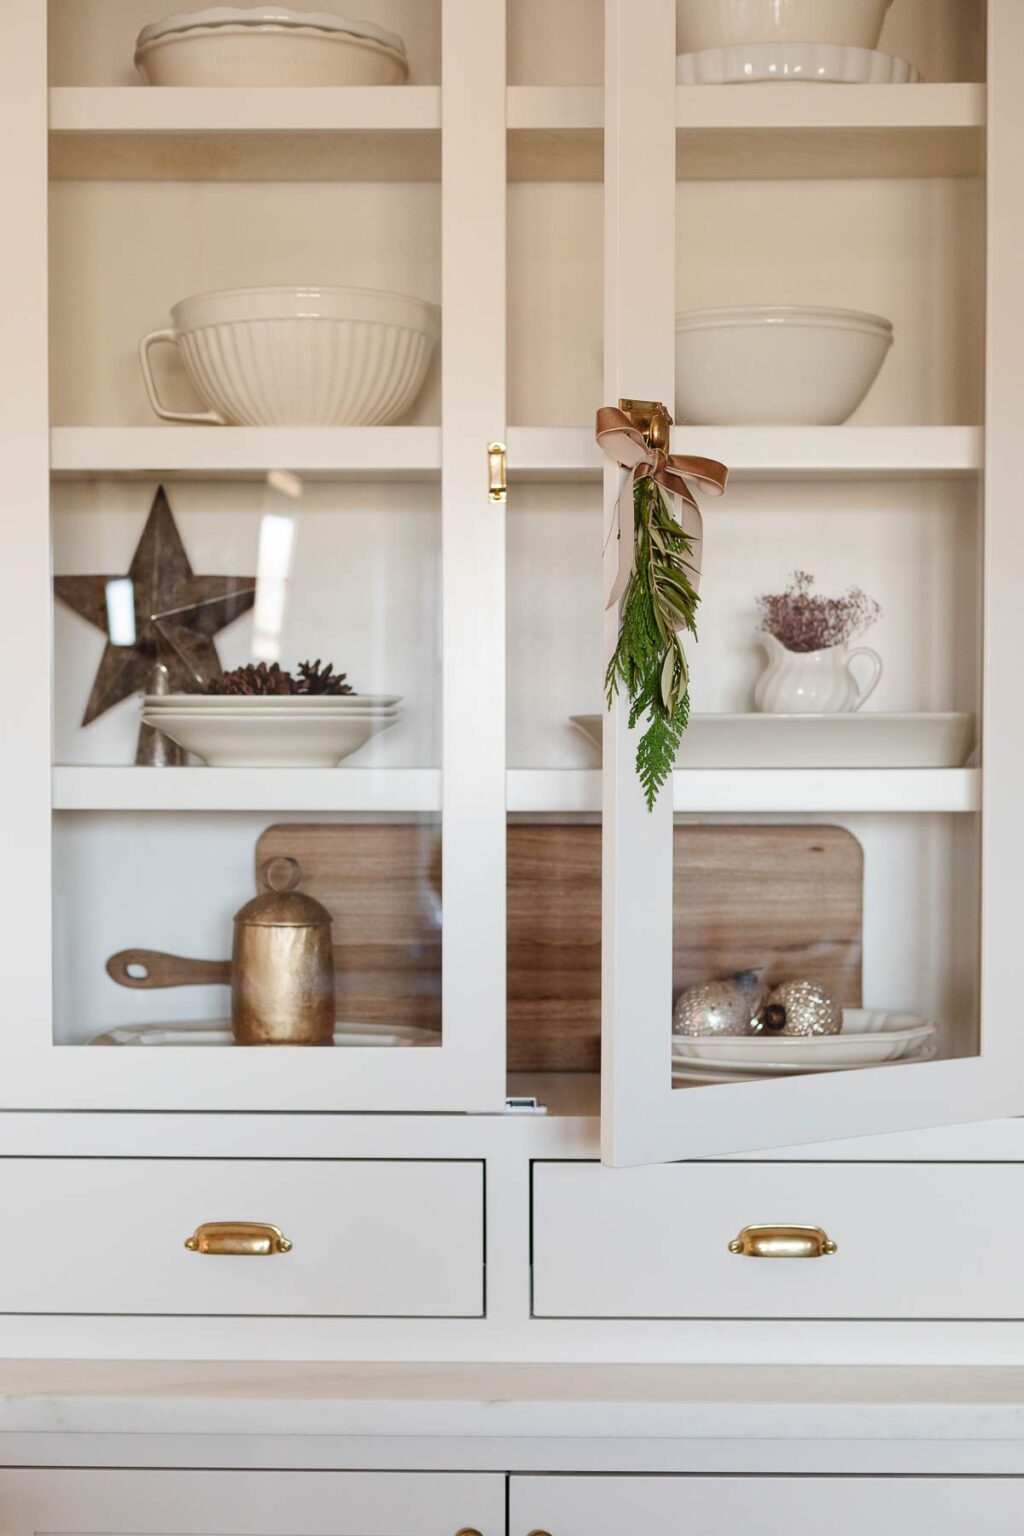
left=55, top=485, right=257, bottom=726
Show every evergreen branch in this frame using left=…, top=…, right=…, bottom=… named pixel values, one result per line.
left=604, top=477, right=700, bottom=810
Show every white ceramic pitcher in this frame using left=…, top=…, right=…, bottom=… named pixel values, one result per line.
left=754, top=632, right=882, bottom=714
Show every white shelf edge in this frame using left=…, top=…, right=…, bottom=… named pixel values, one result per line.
left=52, top=766, right=442, bottom=814
left=48, top=85, right=442, bottom=133
left=53, top=766, right=977, bottom=815
left=675, top=81, right=986, bottom=131
left=51, top=426, right=983, bottom=483
left=509, top=425, right=983, bottom=481
left=509, top=768, right=980, bottom=815
left=50, top=426, right=442, bottom=481
left=506, top=85, right=603, bottom=130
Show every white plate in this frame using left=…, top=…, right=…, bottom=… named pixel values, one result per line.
left=92, top=1021, right=437, bottom=1047
left=672, top=1041, right=937, bottom=1084
left=673, top=1009, right=936, bottom=1066
left=570, top=712, right=974, bottom=769
left=145, top=693, right=400, bottom=710
left=144, top=707, right=399, bottom=721
left=676, top=42, right=922, bottom=85
left=141, top=709, right=396, bottom=767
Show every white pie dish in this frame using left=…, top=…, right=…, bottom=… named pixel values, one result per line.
left=135, top=7, right=408, bottom=86
left=569, top=712, right=975, bottom=769
left=677, top=42, right=921, bottom=85
left=140, top=286, right=439, bottom=427
left=141, top=706, right=398, bottom=765
left=673, top=1009, right=937, bottom=1066
left=675, top=304, right=893, bottom=425
left=672, top=1041, right=937, bottom=1084
left=676, top=0, right=893, bottom=53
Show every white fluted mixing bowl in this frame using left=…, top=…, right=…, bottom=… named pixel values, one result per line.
left=675, top=305, right=893, bottom=426
left=677, top=0, right=892, bottom=52
left=140, top=285, right=440, bottom=426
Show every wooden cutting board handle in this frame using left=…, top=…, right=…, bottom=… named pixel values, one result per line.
left=106, top=949, right=232, bottom=989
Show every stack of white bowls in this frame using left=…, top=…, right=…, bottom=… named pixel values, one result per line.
left=676, top=0, right=920, bottom=85
left=142, top=692, right=401, bottom=767
left=135, top=7, right=409, bottom=86
left=674, top=304, right=894, bottom=424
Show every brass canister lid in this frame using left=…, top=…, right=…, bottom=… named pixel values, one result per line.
left=234, top=857, right=333, bottom=929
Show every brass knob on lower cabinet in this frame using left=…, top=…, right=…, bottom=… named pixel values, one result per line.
left=184, top=1221, right=292, bottom=1256
left=728, top=1224, right=837, bottom=1258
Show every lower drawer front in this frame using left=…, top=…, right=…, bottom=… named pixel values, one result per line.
left=531, top=1160, right=1021, bottom=1319
left=512, top=1476, right=1024, bottom=1535
left=2, top=1158, right=483, bottom=1316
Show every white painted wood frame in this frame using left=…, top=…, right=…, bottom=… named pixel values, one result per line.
left=601, top=0, right=1022, bottom=1166
left=0, top=0, right=508, bottom=1112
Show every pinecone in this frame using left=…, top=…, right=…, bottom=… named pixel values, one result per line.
left=207, top=662, right=295, bottom=696
left=296, top=659, right=356, bottom=696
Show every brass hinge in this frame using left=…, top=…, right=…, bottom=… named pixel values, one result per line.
left=487, top=441, right=507, bottom=502
left=618, top=397, right=673, bottom=451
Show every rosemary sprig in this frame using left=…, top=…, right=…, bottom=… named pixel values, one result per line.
left=605, top=476, right=700, bottom=810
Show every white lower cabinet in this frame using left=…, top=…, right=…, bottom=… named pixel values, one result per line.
left=510, top=1475, right=1024, bottom=1534
left=531, top=1160, right=1020, bottom=1318
left=0, top=1158, right=484, bottom=1317
left=0, top=1470, right=504, bottom=1536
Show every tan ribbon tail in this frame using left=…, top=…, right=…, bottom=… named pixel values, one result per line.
left=596, top=405, right=728, bottom=608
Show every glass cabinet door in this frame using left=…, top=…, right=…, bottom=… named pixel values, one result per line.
left=600, top=0, right=1021, bottom=1165
left=0, top=0, right=507, bottom=1111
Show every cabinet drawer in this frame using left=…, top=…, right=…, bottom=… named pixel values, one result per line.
left=2, top=1158, right=483, bottom=1316
left=531, top=1160, right=1023, bottom=1319
left=512, top=1476, right=1024, bottom=1534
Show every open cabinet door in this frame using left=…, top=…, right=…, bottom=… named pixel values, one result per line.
left=601, top=0, right=1024, bottom=1166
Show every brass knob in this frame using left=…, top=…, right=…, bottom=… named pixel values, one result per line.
left=728, top=1224, right=837, bottom=1259
left=184, top=1221, right=292, bottom=1256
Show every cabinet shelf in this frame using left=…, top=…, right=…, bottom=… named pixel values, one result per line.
left=48, top=86, right=603, bottom=183
left=52, top=766, right=979, bottom=814
left=676, top=84, right=985, bottom=180
left=49, top=84, right=980, bottom=185
left=50, top=426, right=982, bottom=484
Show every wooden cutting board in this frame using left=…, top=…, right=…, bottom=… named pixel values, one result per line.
left=255, top=823, right=863, bottom=1072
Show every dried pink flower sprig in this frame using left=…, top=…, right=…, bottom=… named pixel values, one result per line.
left=757, top=570, right=881, bottom=654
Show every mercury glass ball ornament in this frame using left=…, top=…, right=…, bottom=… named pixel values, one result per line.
left=753, top=979, right=842, bottom=1037
left=673, top=972, right=766, bottom=1038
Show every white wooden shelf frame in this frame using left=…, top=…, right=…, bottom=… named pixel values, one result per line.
left=50, top=426, right=982, bottom=484
left=51, top=766, right=980, bottom=816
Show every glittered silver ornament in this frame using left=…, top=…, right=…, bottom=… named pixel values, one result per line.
left=673, top=971, right=767, bottom=1037
left=753, top=979, right=842, bottom=1037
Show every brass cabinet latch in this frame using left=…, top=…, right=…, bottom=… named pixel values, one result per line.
left=618, top=397, right=673, bottom=451
left=488, top=441, right=507, bottom=502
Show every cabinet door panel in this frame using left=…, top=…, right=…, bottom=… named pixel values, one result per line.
left=512, top=1474, right=1024, bottom=1535
left=0, top=1469, right=503, bottom=1536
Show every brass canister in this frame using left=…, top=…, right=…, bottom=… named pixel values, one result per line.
left=231, top=858, right=335, bottom=1046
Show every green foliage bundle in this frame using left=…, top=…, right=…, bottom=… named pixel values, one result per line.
left=604, top=476, right=700, bottom=810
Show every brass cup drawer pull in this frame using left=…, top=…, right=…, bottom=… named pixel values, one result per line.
left=728, top=1224, right=837, bottom=1259
left=184, top=1221, right=292, bottom=1256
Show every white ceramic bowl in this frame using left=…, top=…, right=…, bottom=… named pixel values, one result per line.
left=140, top=286, right=440, bottom=426
left=677, top=0, right=892, bottom=52
left=135, top=7, right=408, bottom=86
left=676, top=41, right=922, bottom=84
left=141, top=708, right=397, bottom=766
left=675, top=305, right=893, bottom=425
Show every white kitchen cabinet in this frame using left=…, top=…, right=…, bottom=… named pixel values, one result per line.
left=0, top=0, right=1014, bottom=1167
left=510, top=1474, right=1024, bottom=1535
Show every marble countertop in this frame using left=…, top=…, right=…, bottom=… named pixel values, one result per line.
left=2, top=1362, right=1024, bottom=1442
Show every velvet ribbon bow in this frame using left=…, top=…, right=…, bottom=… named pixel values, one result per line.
left=596, top=405, right=728, bottom=609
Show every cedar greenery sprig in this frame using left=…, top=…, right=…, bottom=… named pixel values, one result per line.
left=605, top=476, right=700, bottom=811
